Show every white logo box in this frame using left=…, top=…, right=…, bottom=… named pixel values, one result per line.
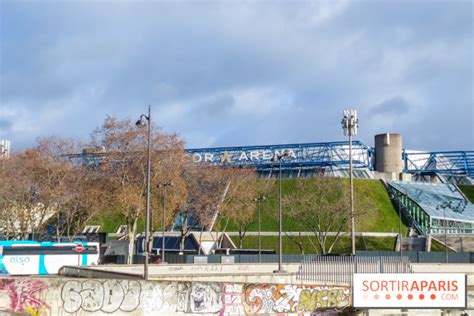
left=353, top=273, right=466, bottom=308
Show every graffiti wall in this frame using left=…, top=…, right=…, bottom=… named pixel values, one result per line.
left=0, top=277, right=351, bottom=315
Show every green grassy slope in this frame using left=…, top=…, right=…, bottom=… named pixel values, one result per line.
left=459, top=185, right=474, bottom=203
left=88, top=178, right=406, bottom=253
left=89, top=211, right=145, bottom=234
left=220, top=178, right=407, bottom=234
left=230, top=235, right=397, bottom=254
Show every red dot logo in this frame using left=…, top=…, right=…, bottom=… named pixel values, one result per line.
left=430, top=294, right=436, bottom=300
left=419, top=294, right=425, bottom=300
left=374, top=294, right=380, bottom=300
left=397, top=294, right=402, bottom=300
left=385, top=294, right=391, bottom=300
left=408, top=294, right=413, bottom=300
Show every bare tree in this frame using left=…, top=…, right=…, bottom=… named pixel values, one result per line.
left=54, top=163, right=111, bottom=241
left=90, top=116, right=186, bottom=263
left=176, top=164, right=228, bottom=253
left=285, top=231, right=306, bottom=255
left=0, top=137, right=77, bottom=239
left=284, top=176, right=350, bottom=254
left=216, top=168, right=258, bottom=249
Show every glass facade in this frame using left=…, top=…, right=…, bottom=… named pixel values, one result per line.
left=389, top=181, right=474, bottom=234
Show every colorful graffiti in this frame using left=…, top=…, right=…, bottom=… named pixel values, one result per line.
left=0, top=278, right=50, bottom=315
left=222, top=284, right=350, bottom=314
left=0, top=278, right=350, bottom=315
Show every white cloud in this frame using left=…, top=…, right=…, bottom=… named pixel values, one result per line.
left=0, top=0, right=472, bottom=150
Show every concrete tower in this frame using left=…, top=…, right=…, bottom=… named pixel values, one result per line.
left=374, top=133, right=403, bottom=175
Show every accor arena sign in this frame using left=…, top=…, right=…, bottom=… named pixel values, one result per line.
left=353, top=273, right=466, bottom=308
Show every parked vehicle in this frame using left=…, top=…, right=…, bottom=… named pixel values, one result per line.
left=0, top=240, right=99, bottom=275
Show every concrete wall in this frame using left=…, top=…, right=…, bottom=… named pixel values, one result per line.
left=0, top=277, right=351, bottom=315
left=374, top=133, right=403, bottom=174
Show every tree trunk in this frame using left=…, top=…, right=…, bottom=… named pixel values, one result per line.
left=127, top=218, right=138, bottom=265
left=56, top=212, right=61, bottom=242
left=239, top=225, right=243, bottom=249
left=198, top=226, right=204, bottom=255
left=179, top=229, right=186, bottom=255
left=179, top=213, right=188, bottom=255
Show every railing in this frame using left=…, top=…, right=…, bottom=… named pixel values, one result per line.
left=386, top=184, right=429, bottom=234
left=297, top=255, right=413, bottom=285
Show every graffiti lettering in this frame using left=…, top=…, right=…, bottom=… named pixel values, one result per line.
left=238, top=284, right=350, bottom=314
left=1, top=278, right=351, bottom=315
left=0, top=279, right=49, bottom=315
left=61, top=280, right=140, bottom=313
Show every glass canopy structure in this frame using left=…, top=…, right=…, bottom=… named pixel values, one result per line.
left=388, top=181, right=474, bottom=235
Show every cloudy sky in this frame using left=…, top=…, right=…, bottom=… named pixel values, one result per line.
left=1, top=0, right=472, bottom=151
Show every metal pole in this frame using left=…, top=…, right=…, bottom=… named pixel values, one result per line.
left=349, top=133, right=355, bottom=256
left=399, top=194, right=403, bottom=259
left=258, top=198, right=261, bottom=263
left=275, top=158, right=285, bottom=273
left=444, top=206, right=448, bottom=264
left=144, top=105, right=151, bottom=280
left=162, top=185, right=166, bottom=263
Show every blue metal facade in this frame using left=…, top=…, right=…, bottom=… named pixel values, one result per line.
left=403, top=151, right=474, bottom=179
left=65, top=141, right=473, bottom=180
left=187, top=140, right=372, bottom=171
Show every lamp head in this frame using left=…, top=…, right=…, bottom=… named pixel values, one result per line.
left=136, top=117, right=148, bottom=128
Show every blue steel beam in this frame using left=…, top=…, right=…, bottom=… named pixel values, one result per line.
left=403, top=151, right=474, bottom=178
left=64, top=142, right=473, bottom=179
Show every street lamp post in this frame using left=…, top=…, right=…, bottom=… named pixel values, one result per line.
left=436, top=201, right=452, bottom=264
left=136, top=105, right=152, bottom=280
left=253, top=195, right=266, bottom=263
left=158, top=182, right=173, bottom=263
left=398, top=192, right=406, bottom=259
left=444, top=205, right=448, bottom=264
left=341, top=109, right=359, bottom=256
left=274, top=151, right=289, bottom=273
left=392, top=192, right=405, bottom=258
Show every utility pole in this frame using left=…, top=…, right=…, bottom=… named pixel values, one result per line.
left=136, top=105, right=152, bottom=280
left=274, top=151, right=289, bottom=273
left=158, top=182, right=173, bottom=263
left=254, top=195, right=266, bottom=263
left=341, top=109, right=359, bottom=256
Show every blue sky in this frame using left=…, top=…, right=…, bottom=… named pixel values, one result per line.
left=0, top=0, right=472, bottom=151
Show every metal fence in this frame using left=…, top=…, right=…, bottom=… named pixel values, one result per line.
left=357, top=251, right=474, bottom=263
left=297, top=255, right=413, bottom=285
left=103, top=251, right=474, bottom=265
left=182, top=254, right=305, bottom=264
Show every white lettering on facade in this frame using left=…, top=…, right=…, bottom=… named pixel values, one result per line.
left=238, top=152, right=249, bottom=161
left=288, top=149, right=297, bottom=159
left=262, top=150, right=273, bottom=160
left=191, top=148, right=298, bottom=164
left=249, top=151, right=259, bottom=161
left=193, top=154, right=202, bottom=162
left=204, top=153, right=214, bottom=162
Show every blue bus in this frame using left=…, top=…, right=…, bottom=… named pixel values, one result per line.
left=0, top=240, right=100, bottom=275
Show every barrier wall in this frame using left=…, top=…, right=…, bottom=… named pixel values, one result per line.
left=0, top=277, right=351, bottom=315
